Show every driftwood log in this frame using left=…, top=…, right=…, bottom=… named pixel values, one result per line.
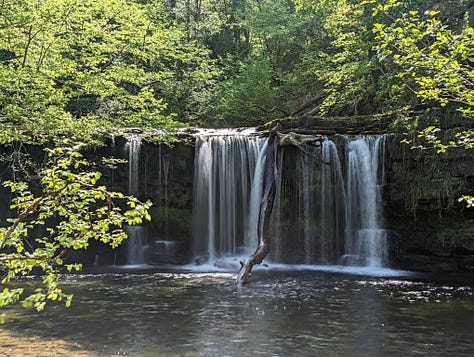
left=236, top=134, right=279, bottom=285
left=236, top=132, right=326, bottom=285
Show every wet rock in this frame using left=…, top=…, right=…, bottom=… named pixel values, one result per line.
left=194, top=256, right=209, bottom=265
left=339, top=254, right=364, bottom=266
left=434, top=261, right=457, bottom=273
left=459, top=255, right=474, bottom=271
left=392, top=254, right=432, bottom=271
left=214, top=259, right=240, bottom=270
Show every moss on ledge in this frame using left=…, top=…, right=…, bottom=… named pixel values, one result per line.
left=258, top=114, right=395, bottom=135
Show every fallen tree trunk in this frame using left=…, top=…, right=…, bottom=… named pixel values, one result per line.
left=236, top=132, right=326, bottom=285
left=237, top=134, right=279, bottom=285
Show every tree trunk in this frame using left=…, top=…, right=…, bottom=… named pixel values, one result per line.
left=236, top=132, right=326, bottom=285
left=237, top=134, right=279, bottom=285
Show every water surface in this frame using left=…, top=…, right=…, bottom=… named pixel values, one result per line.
left=1, top=269, right=474, bottom=356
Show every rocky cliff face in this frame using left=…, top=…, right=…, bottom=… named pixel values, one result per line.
left=123, top=131, right=474, bottom=272
left=89, top=137, right=194, bottom=265
left=384, top=135, right=474, bottom=272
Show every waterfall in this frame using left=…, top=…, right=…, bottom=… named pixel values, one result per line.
left=190, top=132, right=388, bottom=268
left=299, top=152, right=313, bottom=264
left=124, top=135, right=146, bottom=266
left=126, top=135, right=141, bottom=196
left=270, top=149, right=284, bottom=262
left=320, top=139, right=346, bottom=264
left=343, top=136, right=387, bottom=267
left=192, top=131, right=266, bottom=263
left=245, top=140, right=268, bottom=254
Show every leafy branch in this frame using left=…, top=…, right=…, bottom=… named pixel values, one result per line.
left=367, top=0, right=473, bottom=206
left=0, top=145, right=152, bottom=319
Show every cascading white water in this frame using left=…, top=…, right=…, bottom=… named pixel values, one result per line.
left=245, top=140, right=268, bottom=253
left=344, top=136, right=387, bottom=267
left=124, top=135, right=146, bottom=265
left=299, top=152, right=314, bottom=264
left=192, top=131, right=267, bottom=262
left=191, top=132, right=388, bottom=269
left=320, top=139, right=346, bottom=264
left=126, top=135, right=141, bottom=196
left=270, top=149, right=285, bottom=262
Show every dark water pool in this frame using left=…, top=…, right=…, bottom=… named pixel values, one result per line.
left=1, top=268, right=474, bottom=356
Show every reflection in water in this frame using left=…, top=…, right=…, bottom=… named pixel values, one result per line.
left=1, top=270, right=474, bottom=356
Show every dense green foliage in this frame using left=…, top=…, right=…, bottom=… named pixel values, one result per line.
left=162, top=0, right=472, bottom=128
left=370, top=0, right=473, bottom=138
left=2, top=0, right=471, bottom=129
left=192, top=0, right=383, bottom=126
left=367, top=0, right=473, bottom=206
left=0, top=0, right=214, bottom=142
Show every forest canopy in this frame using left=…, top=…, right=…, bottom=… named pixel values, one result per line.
left=0, top=0, right=472, bottom=131
left=0, top=0, right=214, bottom=144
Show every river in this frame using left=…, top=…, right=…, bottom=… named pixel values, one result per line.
left=1, top=267, right=474, bottom=356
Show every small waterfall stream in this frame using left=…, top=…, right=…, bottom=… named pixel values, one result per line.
left=124, top=135, right=146, bottom=265
left=245, top=139, right=268, bottom=254
left=320, top=139, right=346, bottom=264
left=343, top=136, right=387, bottom=267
